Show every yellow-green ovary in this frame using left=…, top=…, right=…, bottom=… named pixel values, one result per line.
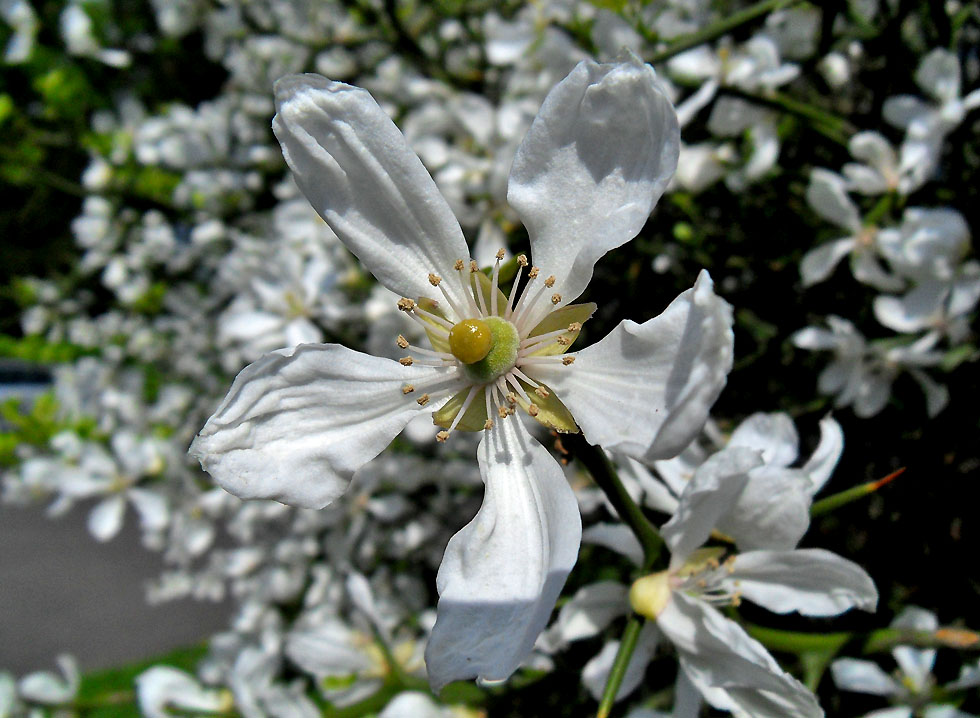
left=452, top=316, right=520, bottom=384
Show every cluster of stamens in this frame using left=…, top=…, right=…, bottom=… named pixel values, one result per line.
left=393, top=249, right=582, bottom=442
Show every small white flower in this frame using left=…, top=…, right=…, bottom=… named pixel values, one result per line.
left=192, top=57, right=735, bottom=688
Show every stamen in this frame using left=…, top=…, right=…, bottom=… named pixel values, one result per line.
left=496, top=248, right=506, bottom=261
left=484, top=390, right=493, bottom=430
left=428, top=274, right=442, bottom=286
left=397, top=298, right=416, bottom=312
left=518, top=355, right=577, bottom=367
left=512, top=276, right=551, bottom=332
left=519, top=328, right=571, bottom=349
left=396, top=335, right=409, bottom=349
left=504, top=259, right=526, bottom=320
left=404, top=310, right=449, bottom=337
left=404, top=343, right=454, bottom=360
left=471, top=269, right=488, bottom=317
left=534, top=386, right=550, bottom=398
left=417, top=394, right=430, bottom=406
left=562, top=356, right=575, bottom=365
left=544, top=275, right=556, bottom=288
left=401, top=370, right=466, bottom=399
left=413, top=305, right=454, bottom=330
left=504, top=373, right=532, bottom=404
left=454, top=259, right=481, bottom=317
left=399, top=357, right=414, bottom=366
left=551, top=293, right=562, bottom=305
left=442, top=385, right=482, bottom=439
left=402, top=385, right=414, bottom=394
left=436, top=431, right=450, bottom=442
left=528, top=404, right=539, bottom=417
left=490, top=252, right=503, bottom=316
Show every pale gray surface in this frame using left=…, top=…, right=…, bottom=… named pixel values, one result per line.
left=0, top=502, right=228, bottom=674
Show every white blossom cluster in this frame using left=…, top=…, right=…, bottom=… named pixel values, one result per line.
left=1, top=1, right=978, bottom=718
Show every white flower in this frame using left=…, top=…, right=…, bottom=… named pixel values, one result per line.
left=629, top=448, right=879, bottom=718
left=832, top=607, right=980, bottom=718
left=135, top=666, right=232, bottom=718
left=192, top=57, right=735, bottom=688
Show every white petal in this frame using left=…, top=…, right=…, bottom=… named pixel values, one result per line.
left=127, top=488, right=169, bottom=533
left=88, top=494, right=126, bottom=542
left=531, top=270, right=733, bottom=462
left=659, top=593, right=822, bottom=718
left=891, top=606, right=938, bottom=691
left=728, top=412, right=799, bottom=467
left=800, top=238, right=857, bottom=286
left=191, top=344, right=449, bottom=509
left=555, top=581, right=629, bottom=643
left=507, top=56, right=679, bottom=327
left=717, top=466, right=813, bottom=551
left=136, top=667, right=229, bottom=718
left=18, top=655, right=79, bottom=705
left=727, top=548, right=878, bottom=616
left=916, top=48, right=961, bottom=104
left=581, top=623, right=659, bottom=702
left=830, top=658, right=901, bottom=696
left=581, top=522, right=644, bottom=566
left=883, top=96, right=932, bottom=130
left=285, top=617, right=375, bottom=677
left=273, top=75, right=470, bottom=305
left=800, top=414, right=844, bottom=494
left=908, top=368, right=949, bottom=418
left=866, top=709, right=915, bottom=718
left=849, top=132, right=897, bottom=173
left=378, top=692, right=446, bottom=718
left=806, top=169, right=860, bottom=231
left=425, top=416, right=581, bottom=690
left=843, top=163, right=890, bottom=195
left=852, top=250, right=905, bottom=292
left=661, top=447, right=762, bottom=567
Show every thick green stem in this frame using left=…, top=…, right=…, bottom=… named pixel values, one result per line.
left=567, top=434, right=664, bottom=571
left=646, top=0, right=803, bottom=64
left=746, top=622, right=980, bottom=656
left=596, top=616, right=645, bottom=718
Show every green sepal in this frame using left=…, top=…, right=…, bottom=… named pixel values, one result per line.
left=526, top=302, right=597, bottom=356
left=516, top=379, right=579, bottom=433
left=417, top=297, right=450, bottom=353
left=433, top=387, right=488, bottom=431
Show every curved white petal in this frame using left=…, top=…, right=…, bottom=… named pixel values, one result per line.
left=726, top=548, right=878, bottom=616
left=136, top=667, right=230, bottom=718
left=891, top=606, right=938, bottom=691
left=661, top=447, right=762, bottom=567
left=530, top=270, right=733, bottom=462
left=717, top=466, right=813, bottom=551
left=191, top=344, right=448, bottom=509
left=88, top=494, right=126, bottom=542
left=581, top=623, right=659, bottom=702
left=728, top=412, right=799, bottom=467
left=660, top=593, right=822, bottom=718
left=555, top=581, right=629, bottom=643
left=581, top=522, right=644, bottom=567
left=273, top=75, right=470, bottom=305
left=425, top=416, right=581, bottom=691
left=801, top=238, right=856, bottom=287
left=378, top=692, right=447, bottom=718
left=831, top=658, right=901, bottom=696
left=806, top=169, right=860, bottom=231
left=507, top=56, right=679, bottom=327
left=800, top=414, right=844, bottom=494
left=916, top=48, right=960, bottom=104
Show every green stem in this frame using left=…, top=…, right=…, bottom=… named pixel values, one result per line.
left=596, top=616, right=645, bottom=718
left=567, top=434, right=664, bottom=571
left=646, top=0, right=803, bottom=64
left=810, top=468, right=904, bottom=517
left=746, top=622, right=980, bottom=656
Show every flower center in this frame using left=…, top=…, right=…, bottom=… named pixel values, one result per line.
left=448, top=318, right=492, bottom=364
left=455, top=316, right=519, bottom=383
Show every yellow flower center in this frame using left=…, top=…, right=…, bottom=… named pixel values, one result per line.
left=448, top=318, right=493, bottom=364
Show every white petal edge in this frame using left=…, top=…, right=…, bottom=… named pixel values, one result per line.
left=830, top=658, right=901, bottom=696
left=800, top=414, right=844, bottom=494
left=727, top=548, right=878, bottom=616
left=190, top=343, right=450, bottom=509
left=507, top=55, right=679, bottom=328
left=727, top=412, right=800, bottom=467
left=530, top=270, right=733, bottom=463
left=273, top=74, right=471, bottom=306
left=425, top=416, right=581, bottom=691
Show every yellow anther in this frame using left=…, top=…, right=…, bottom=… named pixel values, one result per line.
left=399, top=357, right=414, bottom=366
left=506, top=393, right=517, bottom=405
left=517, top=254, right=528, bottom=267
left=562, top=356, right=575, bottom=365
left=496, top=248, right=506, bottom=260
left=551, top=293, right=561, bottom=305
left=436, top=431, right=450, bottom=442
left=454, top=259, right=465, bottom=271
left=448, top=318, right=493, bottom=364
left=470, top=260, right=479, bottom=273
left=484, top=418, right=494, bottom=430
left=497, top=406, right=510, bottom=419
left=528, top=404, right=539, bottom=417
left=528, top=267, right=540, bottom=279
left=417, top=394, right=430, bottom=406
left=396, top=335, right=409, bottom=349
left=556, top=336, right=571, bottom=346
left=544, top=275, right=556, bottom=288
left=568, top=322, right=582, bottom=331
left=397, top=298, right=415, bottom=312
left=534, top=386, right=550, bottom=398
left=402, top=385, right=415, bottom=394
left=428, top=273, right=442, bottom=286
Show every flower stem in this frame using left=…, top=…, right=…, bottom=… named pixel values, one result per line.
left=596, top=616, right=645, bottom=718
left=645, top=0, right=803, bottom=64
left=566, top=434, right=664, bottom=571
left=810, top=468, right=905, bottom=517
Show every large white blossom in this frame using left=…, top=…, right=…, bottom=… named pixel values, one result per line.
left=191, top=56, right=736, bottom=689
